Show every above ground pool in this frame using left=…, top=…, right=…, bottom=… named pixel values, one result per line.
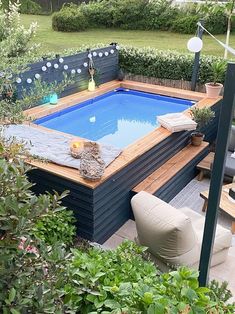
left=35, top=88, right=195, bottom=148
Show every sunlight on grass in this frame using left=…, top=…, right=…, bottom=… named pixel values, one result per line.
left=22, top=14, right=235, bottom=58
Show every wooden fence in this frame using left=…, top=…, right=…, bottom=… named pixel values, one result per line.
left=125, top=73, right=205, bottom=92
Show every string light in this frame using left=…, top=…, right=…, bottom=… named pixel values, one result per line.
left=83, top=62, right=88, bottom=67
left=27, top=78, right=32, bottom=84
left=42, top=66, right=47, bottom=72
left=93, top=52, right=97, bottom=57
left=104, top=51, right=109, bottom=56
left=110, top=49, right=115, bottom=54
left=99, top=52, right=103, bottom=57
left=63, top=65, right=69, bottom=70
left=71, top=69, right=76, bottom=74
left=59, top=58, right=64, bottom=63
left=46, top=62, right=52, bottom=68
left=77, top=69, right=81, bottom=74
left=54, top=63, right=59, bottom=69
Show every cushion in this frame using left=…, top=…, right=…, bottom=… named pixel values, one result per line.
left=131, top=192, right=197, bottom=259
left=228, top=125, right=235, bottom=152
left=225, top=153, right=235, bottom=177
left=181, top=207, right=232, bottom=255
left=157, top=113, right=197, bottom=133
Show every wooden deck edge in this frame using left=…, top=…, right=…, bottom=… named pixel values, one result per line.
left=132, top=141, right=209, bottom=194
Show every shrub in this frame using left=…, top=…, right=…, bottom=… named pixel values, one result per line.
left=52, top=4, right=88, bottom=32
left=52, top=0, right=228, bottom=34
left=32, top=204, right=76, bottom=245
left=111, top=0, right=150, bottom=29
left=119, top=46, right=225, bottom=85
left=20, top=0, right=42, bottom=15
left=204, top=10, right=227, bottom=34
left=62, top=240, right=235, bottom=312
left=171, top=15, right=199, bottom=34
left=146, top=0, right=180, bottom=30
left=0, top=137, right=71, bottom=313
left=190, top=106, right=215, bottom=133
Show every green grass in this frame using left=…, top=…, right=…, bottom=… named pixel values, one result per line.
left=22, top=14, right=235, bottom=58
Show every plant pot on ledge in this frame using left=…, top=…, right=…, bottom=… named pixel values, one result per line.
left=191, top=132, right=204, bottom=146
left=205, top=61, right=226, bottom=98
left=190, top=106, right=215, bottom=146
left=205, top=82, right=223, bottom=98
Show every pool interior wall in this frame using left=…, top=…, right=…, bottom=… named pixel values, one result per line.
left=35, top=88, right=195, bottom=148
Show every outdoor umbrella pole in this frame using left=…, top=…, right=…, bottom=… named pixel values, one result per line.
left=198, top=62, right=235, bottom=286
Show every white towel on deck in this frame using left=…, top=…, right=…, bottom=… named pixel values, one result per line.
left=157, top=113, right=197, bottom=133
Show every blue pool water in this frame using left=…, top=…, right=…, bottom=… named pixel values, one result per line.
left=35, top=89, right=194, bottom=148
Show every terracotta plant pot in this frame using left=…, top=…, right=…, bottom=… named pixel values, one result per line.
left=205, top=83, right=223, bottom=98
left=191, top=133, right=204, bottom=146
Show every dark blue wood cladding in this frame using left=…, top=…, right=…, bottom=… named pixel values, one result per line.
left=17, top=46, right=119, bottom=103
left=28, top=99, right=222, bottom=244
left=155, top=146, right=209, bottom=202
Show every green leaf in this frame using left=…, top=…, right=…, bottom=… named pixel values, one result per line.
left=104, top=299, right=121, bottom=309
left=9, top=288, right=16, bottom=303
left=10, top=309, right=20, bottom=314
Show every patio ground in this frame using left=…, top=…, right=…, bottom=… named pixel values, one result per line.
left=104, top=177, right=235, bottom=300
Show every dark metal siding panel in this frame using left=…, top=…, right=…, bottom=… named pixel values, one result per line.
left=17, top=47, right=119, bottom=102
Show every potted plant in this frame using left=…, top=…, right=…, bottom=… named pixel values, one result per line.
left=190, top=106, right=215, bottom=146
left=205, top=61, right=226, bottom=98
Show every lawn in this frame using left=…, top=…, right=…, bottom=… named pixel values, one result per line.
left=22, top=14, right=235, bottom=58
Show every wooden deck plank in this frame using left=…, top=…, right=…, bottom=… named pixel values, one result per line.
left=24, top=80, right=220, bottom=189
left=132, top=142, right=209, bottom=194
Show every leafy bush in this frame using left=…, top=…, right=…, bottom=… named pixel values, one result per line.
left=62, top=240, right=235, bottom=313
left=0, top=136, right=72, bottom=313
left=20, top=0, right=41, bottom=14
left=119, top=46, right=225, bottom=84
left=52, top=0, right=228, bottom=34
left=190, top=106, right=215, bottom=133
left=52, top=4, right=89, bottom=32
left=204, top=10, right=227, bottom=34
left=33, top=203, right=76, bottom=245
left=171, top=15, right=199, bottom=34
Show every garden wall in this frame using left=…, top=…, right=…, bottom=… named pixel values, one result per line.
left=17, top=45, right=119, bottom=102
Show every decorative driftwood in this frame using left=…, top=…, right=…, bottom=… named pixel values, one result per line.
left=80, top=142, right=105, bottom=181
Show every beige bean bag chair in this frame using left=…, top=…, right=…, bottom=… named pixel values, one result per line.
left=131, top=191, right=232, bottom=271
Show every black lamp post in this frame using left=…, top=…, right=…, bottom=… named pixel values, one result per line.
left=191, top=20, right=204, bottom=91
left=198, top=62, right=235, bottom=286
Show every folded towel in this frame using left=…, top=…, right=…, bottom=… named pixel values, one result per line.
left=157, top=113, right=197, bottom=133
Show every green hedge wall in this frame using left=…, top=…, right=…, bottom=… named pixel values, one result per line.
left=119, top=46, right=224, bottom=84
left=52, top=0, right=228, bottom=34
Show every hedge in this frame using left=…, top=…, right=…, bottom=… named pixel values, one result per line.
left=119, top=46, right=224, bottom=84
left=52, top=0, right=228, bottom=34
left=52, top=5, right=88, bottom=32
